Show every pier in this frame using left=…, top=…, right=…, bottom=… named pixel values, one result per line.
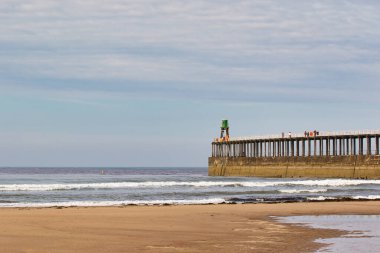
left=212, top=130, right=380, bottom=158
left=209, top=125, right=380, bottom=179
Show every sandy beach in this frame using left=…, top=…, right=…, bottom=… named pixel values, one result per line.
left=0, top=201, right=379, bottom=253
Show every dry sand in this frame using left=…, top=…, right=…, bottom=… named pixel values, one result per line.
left=0, top=201, right=380, bottom=253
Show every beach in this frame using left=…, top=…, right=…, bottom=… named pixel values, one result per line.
left=1, top=201, right=380, bottom=253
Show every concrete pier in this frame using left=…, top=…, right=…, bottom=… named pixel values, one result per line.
left=209, top=130, right=380, bottom=179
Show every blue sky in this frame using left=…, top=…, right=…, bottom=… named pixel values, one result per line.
left=1, top=0, right=380, bottom=166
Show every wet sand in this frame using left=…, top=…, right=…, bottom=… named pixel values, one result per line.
left=0, top=201, right=379, bottom=253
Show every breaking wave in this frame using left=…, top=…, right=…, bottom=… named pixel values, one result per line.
left=0, top=198, right=227, bottom=208
left=1, top=195, right=379, bottom=207
left=307, top=195, right=380, bottom=201
left=1, top=179, right=380, bottom=191
left=279, top=189, right=328, bottom=194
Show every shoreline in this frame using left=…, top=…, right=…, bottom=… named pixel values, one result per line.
left=1, top=201, right=379, bottom=252
left=1, top=198, right=379, bottom=209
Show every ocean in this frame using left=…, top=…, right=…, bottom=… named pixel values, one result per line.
left=0, top=167, right=380, bottom=207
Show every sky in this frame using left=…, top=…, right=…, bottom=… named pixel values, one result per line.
left=1, top=0, right=380, bottom=167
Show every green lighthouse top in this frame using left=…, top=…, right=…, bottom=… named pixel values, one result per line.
left=221, top=119, right=229, bottom=129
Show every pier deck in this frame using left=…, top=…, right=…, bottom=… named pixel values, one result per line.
left=212, top=130, right=380, bottom=158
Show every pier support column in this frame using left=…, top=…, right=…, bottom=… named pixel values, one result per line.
left=290, top=140, right=295, bottom=156
left=376, top=137, right=379, bottom=155
left=350, top=138, right=353, bottom=155
left=302, top=140, right=305, bottom=157
left=269, top=141, right=274, bottom=157
left=359, top=137, right=364, bottom=156
left=256, top=141, right=259, bottom=157
left=281, top=140, right=284, bottom=157
left=314, top=138, right=317, bottom=157
left=276, top=141, right=279, bottom=157
left=296, top=140, right=300, bottom=156
left=284, top=140, right=287, bottom=157
left=286, top=140, right=290, bottom=157
left=367, top=136, right=371, bottom=156
left=265, top=141, right=267, bottom=157
left=336, top=138, right=339, bottom=156
left=332, top=138, right=336, bottom=156
left=307, top=138, right=311, bottom=156
left=326, top=138, right=330, bottom=156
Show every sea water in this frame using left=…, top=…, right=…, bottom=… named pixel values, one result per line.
left=277, top=215, right=380, bottom=252
left=0, top=167, right=380, bottom=207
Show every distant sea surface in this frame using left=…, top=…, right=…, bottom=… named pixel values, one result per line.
left=0, top=167, right=380, bottom=207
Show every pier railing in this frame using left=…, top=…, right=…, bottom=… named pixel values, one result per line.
left=229, top=130, right=380, bottom=141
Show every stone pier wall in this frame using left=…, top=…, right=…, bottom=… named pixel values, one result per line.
left=208, top=155, right=380, bottom=179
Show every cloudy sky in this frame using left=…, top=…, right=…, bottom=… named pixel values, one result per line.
left=1, top=0, right=380, bottom=166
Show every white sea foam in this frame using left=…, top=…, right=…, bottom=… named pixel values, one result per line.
left=307, top=195, right=380, bottom=201
left=2, top=194, right=379, bottom=207
left=351, top=195, right=380, bottom=200
left=0, top=198, right=227, bottom=208
left=307, top=196, right=337, bottom=201
left=279, top=189, right=328, bottom=194
left=0, top=179, right=379, bottom=191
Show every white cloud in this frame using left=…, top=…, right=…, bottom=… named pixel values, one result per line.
left=1, top=0, right=380, bottom=103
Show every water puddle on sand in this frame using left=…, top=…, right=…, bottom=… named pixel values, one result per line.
left=275, top=215, right=380, bottom=253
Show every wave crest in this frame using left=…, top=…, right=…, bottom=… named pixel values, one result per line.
left=0, top=179, right=379, bottom=191
left=0, top=198, right=227, bottom=208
